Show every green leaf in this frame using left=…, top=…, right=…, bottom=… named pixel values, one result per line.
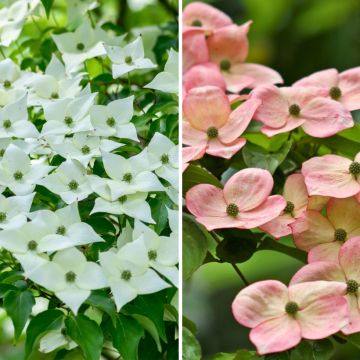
left=65, top=314, right=104, bottom=360
left=4, top=289, right=35, bottom=341
left=292, top=339, right=334, bottom=360
left=182, top=327, right=201, bottom=360
left=85, top=290, right=117, bottom=326
left=337, top=332, right=360, bottom=349
left=41, top=0, right=54, bottom=17
left=183, top=164, right=222, bottom=195
left=214, top=349, right=259, bottom=360
left=25, top=309, right=64, bottom=359
left=0, top=283, right=17, bottom=298
left=111, top=314, right=144, bottom=360
left=183, top=213, right=210, bottom=280
left=242, top=141, right=292, bottom=174
left=265, top=352, right=290, bottom=360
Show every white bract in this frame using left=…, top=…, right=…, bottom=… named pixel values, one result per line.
left=37, top=159, right=92, bottom=204
left=105, top=37, right=156, bottom=78
left=99, top=236, right=169, bottom=310
left=27, top=247, right=108, bottom=314
left=0, top=58, right=33, bottom=90
left=90, top=96, right=138, bottom=141
left=67, top=0, right=98, bottom=25
left=145, top=49, right=178, bottom=94
left=39, top=326, right=77, bottom=353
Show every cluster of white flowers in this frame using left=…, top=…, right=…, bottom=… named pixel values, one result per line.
left=0, top=0, right=179, bottom=320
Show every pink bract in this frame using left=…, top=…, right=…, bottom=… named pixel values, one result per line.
left=291, top=236, right=360, bottom=334
left=183, top=29, right=209, bottom=73
left=260, top=173, right=328, bottom=239
left=182, top=146, right=205, bottom=172
left=183, top=86, right=260, bottom=159
left=291, top=197, right=360, bottom=263
left=232, top=280, right=347, bottom=355
left=251, top=84, right=354, bottom=138
left=302, top=153, right=360, bottom=199
left=186, top=168, right=286, bottom=231
left=293, top=67, right=360, bottom=111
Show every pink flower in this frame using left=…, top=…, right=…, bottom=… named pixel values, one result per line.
left=232, top=280, right=347, bottom=355
left=207, top=24, right=283, bottom=92
left=183, top=86, right=260, bottom=159
left=182, top=146, right=205, bottom=172
left=293, top=67, right=360, bottom=111
left=251, top=84, right=353, bottom=137
left=183, top=2, right=232, bottom=33
left=183, top=29, right=209, bottom=73
left=291, top=236, right=360, bottom=335
left=260, top=174, right=328, bottom=239
left=302, top=153, right=360, bottom=200
left=186, top=168, right=286, bottom=231
left=291, top=197, right=360, bottom=263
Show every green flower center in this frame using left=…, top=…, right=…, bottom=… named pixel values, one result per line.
left=334, top=228, right=347, bottom=242
left=347, top=279, right=359, bottom=294
left=220, top=59, right=231, bottom=71
left=64, top=116, right=73, bottom=126
left=3, top=80, right=11, bottom=88
left=3, top=120, right=12, bottom=129
left=226, top=203, right=239, bottom=217
left=191, top=19, right=202, bottom=27
left=76, top=43, right=85, bottom=51
left=56, top=225, right=66, bottom=235
left=81, top=145, right=91, bottom=155
left=289, top=104, right=301, bottom=116
left=121, top=270, right=132, bottom=281
left=125, top=56, right=133, bottom=65
left=65, top=271, right=76, bottom=283
left=148, top=250, right=157, bottom=261
left=122, top=173, right=132, bottom=183
left=285, top=301, right=299, bottom=315
left=68, top=180, right=79, bottom=191
left=27, top=240, right=38, bottom=251
left=206, top=126, right=218, bottom=139
left=330, top=86, right=342, bottom=100
left=283, top=201, right=295, bottom=215
left=161, top=154, right=169, bottom=164
left=349, top=162, right=360, bottom=176
left=119, top=195, right=127, bottom=203
left=106, top=117, right=116, bottom=127
left=13, top=171, right=23, bottom=181
left=0, top=212, right=7, bottom=223
left=51, top=92, right=59, bottom=99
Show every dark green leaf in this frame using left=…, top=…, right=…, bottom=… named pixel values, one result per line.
left=0, top=283, right=17, bottom=298
left=182, top=327, right=201, bottom=360
left=292, top=339, right=334, bottom=360
left=85, top=290, right=117, bottom=326
left=41, top=0, right=54, bottom=17
left=214, top=349, right=259, bottom=360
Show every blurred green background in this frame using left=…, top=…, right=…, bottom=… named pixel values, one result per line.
left=183, top=0, right=360, bottom=358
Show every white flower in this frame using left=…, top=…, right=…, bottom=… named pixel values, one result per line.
left=41, top=93, right=96, bottom=136
left=133, top=220, right=178, bottom=286
left=99, top=236, right=169, bottom=310
left=0, top=138, right=37, bottom=158
left=0, top=95, right=39, bottom=138
left=66, top=0, right=98, bottom=25
left=39, top=326, right=77, bottom=353
left=165, top=185, right=179, bottom=205
left=0, top=144, right=53, bottom=195
left=0, top=193, right=34, bottom=230
left=145, top=49, right=178, bottom=94
left=52, top=17, right=123, bottom=72
left=105, top=37, right=156, bottom=79
left=37, top=159, right=92, bottom=204
left=147, top=132, right=178, bottom=187
left=89, top=175, right=154, bottom=223
left=27, top=247, right=108, bottom=314
left=0, top=87, right=26, bottom=106
left=26, top=55, right=83, bottom=106
left=51, top=132, right=121, bottom=166
left=90, top=96, right=138, bottom=141
left=101, top=149, right=164, bottom=198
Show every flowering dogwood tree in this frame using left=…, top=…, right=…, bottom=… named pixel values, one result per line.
left=0, top=0, right=178, bottom=358
left=182, top=2, right=360, bottom=359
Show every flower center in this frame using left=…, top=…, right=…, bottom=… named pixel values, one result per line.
left=3, top=80, right=11, bottom=88
left=64, top=116, right=73, bottom=126
left=121, top=270, right=132, bottom=281
left=65, top=271, right=76, bottom=283
left=13, top=171, right=23, bottom=181
left=148, top=250, right=157, bottom=261
left=289, top=104, right=301, bottom=116
left=125, top=56, right=133, bottom=65
left=51, top=92, right=59, bottom=99
left=3, top=120, right=12, bottom=129
left=191, top=19, right=202, bottom=27
left=347, top=279, right=359, bottom=294
left=330, top=86, right=342, bottom=100
left=283, top=201, right=295, bottom=215
left=81, top=145, right=91, bottom=155
left=56, top=225, right=66, bottom=235
left=226, top=203, right=239, bottom=217
left=161, top=154, right=169, bottom=164
left=220, top=59, right=231, bottom=71
left=349, top=162, right=360, bottom=176
left=0, top=212, right=7, bottom=223
left=122, top=173, right=132, bottom=183
left=68, top=180, right=79, bottom=191
left=334, top=228, right=347, bottom=242
left=106, top=117, right=116, bottom=127
left=206, top=126, right=218, bottom=139
left=76, top=43, right=85, bottom=51
left=27, top=240, right=38, bottom=251
left=119, top=195, right=127, bottom=203
left=285, top=301, right=299, bottom=315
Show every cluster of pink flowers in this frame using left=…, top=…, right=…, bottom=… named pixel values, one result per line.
left=183, top=1, right=360, bottom=356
